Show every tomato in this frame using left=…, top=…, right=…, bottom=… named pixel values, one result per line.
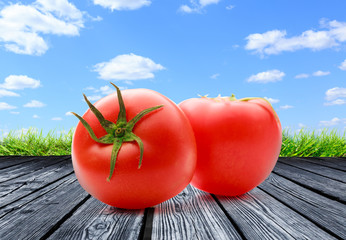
left=71, top=83, right=196, bottom=209
left=178, top=95, right=282, bottom=196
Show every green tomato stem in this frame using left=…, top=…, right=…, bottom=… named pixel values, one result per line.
left=73, top=82, right=163, bottom=181
left=229, top=94, right=236, bottom=101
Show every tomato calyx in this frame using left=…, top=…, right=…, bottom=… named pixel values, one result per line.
left=71, top=82, right=163, bottom=182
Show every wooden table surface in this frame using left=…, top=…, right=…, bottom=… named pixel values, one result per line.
left=0, top=156, right=345, bottom=240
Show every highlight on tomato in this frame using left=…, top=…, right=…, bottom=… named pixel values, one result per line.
left=179, top=94, right=282, bottom=196
left=71, top=83, right=196, bottom=209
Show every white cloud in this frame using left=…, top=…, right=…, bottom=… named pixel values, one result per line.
left=247, top=69, right=285, bottom=83
left=312, top=70, right=330, bottom=77
left=35, top=0, right=84, bottom=21
left=339, top=59, right=346, bottom=71
left=319, top=117, right=345, bottom=126
left=33, top=114, right=39, bottom=118
left=23, top=100, right=46, bottom=108
left=0, top=102, right=16, bottom=110
left=325, top=99, right=346, bottom=106
left=295, top=73, right=309, bottom=79
left=85, top=85, right=125, bottom=94
left=199, top=0, right=220, bottom=7
left=210, top=73, right=220, bottom=79
left=0, top=89, right=19, bottom=97
left=10, top=111, right=20, bottom=114
left=325, top=87, right=346, bottom=101
left=93, top=53, right=165, bottom=81
left=0, top=75, right=41, bottom=89
left=85, top=95, right=102, bottom=101
left=93, top=0, right=151, bottom=11
left=65, top=111, right=73, bottom=116
left=324, top=87, right=346, bottom=106
left=179, top=5, right=196, bottom=13
left=327, top=19, right=346, bottom=41
left=280, top=105, right=293, bottom=109
left=264, top=97, right=279, bottom=104
left=245, top=19, right=346, bottom=56
left=295, top=70, right=331, bottom=79
left=99, top=85, right=115, bottom=95
left=0, top=0, right=84, bottom=55
left=226, top=5, right=235, bottom=10
left=179, top=0, right=220, bottom=13
left=52, top=117, right=62, bottom=121
left=83, top=84, right=123, bottom=102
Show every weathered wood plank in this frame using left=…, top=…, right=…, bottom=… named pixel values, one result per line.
left=0, top=155, right=68, bottom=183
left=0, top=173, right=74, bottom=218
left=151, top=184, right=242, bottom=240
left=215, top=187, right=337, bottom=240
left=279, top=157, right=345, bottom=183
left=259, top=173, right=346, bottom=239
left=0, top=156, right=38, bottom=169
left=280, top=157, right=346, bottom=171
left=0, top=156, right=345, bottom=239
left=46, top=197, right=144, bottom=240
left=273, top=161, right=346, bottom=203
left=0, top=158, right=74, bottom=208
left=0, top=178, right=89, bottom=240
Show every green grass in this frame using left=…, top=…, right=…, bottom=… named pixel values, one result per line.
left=280, top=128, right=345, bottom=157
left=0, top=128, right=73, bottom=156
left=0, top=127, right=345, bottom=157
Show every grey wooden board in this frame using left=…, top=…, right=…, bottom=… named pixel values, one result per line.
left=258, top=173, right=346, bottom=239
left=0, top=173, right=74, bottom=218
left=0, top=156, right=66, bottom=183
left=0, top=156, right=345, bottom=240
left=273, top=161, right=346, bottom=203
left=47, top=197, right=145, bottom=240
left=0, top=155, right=69, bottom=169
left=0, top=178, right=90, bottom=240
left=282, top=157, right=346, bottom=171
left=0, top=156, right=37, bottom=169
left=215, top=187, right=337, bottom=240
left=0, top=159, right=74, bottom=208
left=151, top=184, right=242, bottom=240
left=279, top=157, right=346, bottom=183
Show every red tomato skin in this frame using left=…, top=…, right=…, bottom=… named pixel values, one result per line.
left=72, top=89, right=196, bottom=209
left=179, top=97, right=282, bottom=196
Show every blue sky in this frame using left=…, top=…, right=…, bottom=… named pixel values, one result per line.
left=0, top=0, right=345, bottom=137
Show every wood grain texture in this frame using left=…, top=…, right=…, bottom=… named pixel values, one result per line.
left=0, top=158, right=74, bottom=208
left=259, top=173, right=346, bottom=239
left=0, top=156, right=37, bottom=169
left=273, top=161, right=346, bottom=203
left=317, top=157, right=346, bottom=169
left=0, top=178, right=89, bottom=240
left=279, top=157, right=345, bottom=183
left=151, top=184, right=242, bottom=240
left=0, top=174, right=74, bottom=218
left=283, top=157, right=346, bottom=171
left=0, top=156, right=67, bottom=183
left=0, top=156, right=345, bottom=240
left=216, top=187, right=337, bottom=240
left=47, top=197, right=144, bottom=240
left=0, top=155, right=70, bottom=169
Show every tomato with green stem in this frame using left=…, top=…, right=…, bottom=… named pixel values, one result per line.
left=179, top=94, right=282, bottom=196
left=71, top=83, right=196, bottom=209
